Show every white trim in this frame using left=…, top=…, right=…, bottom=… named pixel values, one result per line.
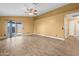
left=22, top=33, right=33, bottom=35
left=0, top=36, right=6, bottom=39
left=32, top=33, right=65, bottom=40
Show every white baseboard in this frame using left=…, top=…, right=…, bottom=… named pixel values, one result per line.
left=0, top=36, right=6, bottom=39
left=32, top=33, right=65, bottom=40
left=23, top=33, right=33, bottom=35
left=0, top=33, right=65, bottom=40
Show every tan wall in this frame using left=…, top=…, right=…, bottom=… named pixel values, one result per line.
left=0, top=16, right=34, bottom=39
left=34, top=13, right=65, bottom=38
left=34, top=4, right=79, bottom=38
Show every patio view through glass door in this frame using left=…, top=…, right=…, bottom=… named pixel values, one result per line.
left=7, top=21, right=16, bottom=38
left=64, top=14, right=79, bottom=38
left=7, top=21, right=23, bottom=38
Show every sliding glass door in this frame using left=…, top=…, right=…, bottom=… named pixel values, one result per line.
left=7, top=21, right=23, bottom=38
left=64, top=15, right=79, bottom=38
left=7, top=21, right=16, bottom=38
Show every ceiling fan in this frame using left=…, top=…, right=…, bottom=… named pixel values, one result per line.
left=24, top=3, right=48, bottom=16
left=24, top=3, right=39, bottom=16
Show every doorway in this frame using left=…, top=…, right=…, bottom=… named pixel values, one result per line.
left=16, top=22, right=23, bottom=35
left=7, top=21, right=16, bottom=38
left=64, top=12, right=79, bottom=38
left=7, top=20, right=23, bottom=38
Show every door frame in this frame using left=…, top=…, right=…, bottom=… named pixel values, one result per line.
left=6, top=20, right=16, bottom=38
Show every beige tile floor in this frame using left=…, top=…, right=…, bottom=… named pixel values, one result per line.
left=0, top=35, right=79, bottom=56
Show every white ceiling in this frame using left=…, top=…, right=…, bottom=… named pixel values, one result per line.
left=0, top=3, right=68, bottom=16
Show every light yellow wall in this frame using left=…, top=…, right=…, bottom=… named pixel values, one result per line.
left=34, top=4, right=79, bottom=38
left=0, top=19, right=6, bottom=38
left=34, top=13, right=65, bottom=38
left=0, top=16, right=34, bottom=39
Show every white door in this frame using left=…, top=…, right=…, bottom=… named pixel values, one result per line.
left=69, top=20, right=75, bottom=35
left=76, top=21, right=79, bottom=35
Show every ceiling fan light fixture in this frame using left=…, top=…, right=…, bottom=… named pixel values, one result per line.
left=24, top=3, right=39, bottom=16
